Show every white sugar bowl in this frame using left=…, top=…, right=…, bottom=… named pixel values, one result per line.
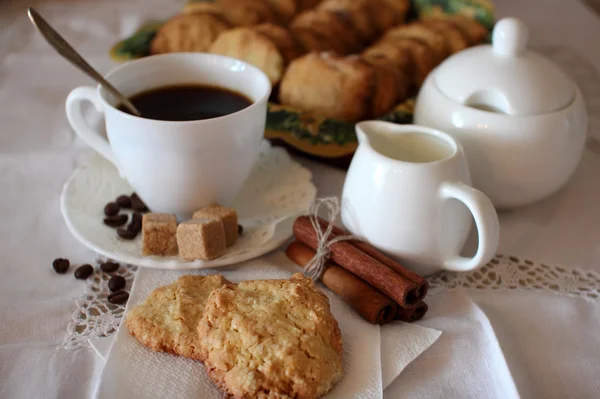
left=414, top=17, right=587, bottom=208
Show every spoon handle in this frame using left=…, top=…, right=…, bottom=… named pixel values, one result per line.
left=27, top=7, right=141, bottom=116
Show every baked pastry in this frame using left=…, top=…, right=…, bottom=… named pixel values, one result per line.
left=265, top=0, right=297, bottom=23
left=423, top=14, right=488, bottom=46
left=362, top=41, right=413, bottom=82
left=210, top=24, right=302, bottom=85
left=421, top=19, right=468, bottom=54
left=291, top=9, right=363, bottom=54
left=254, top=23, right=304, bottom=64
left=280, top=52, right=374, bottom=121
left=150, top=12, right=231, bottom=54
left=361, top=55, right=409, bottom=116
left=197, top=273, right=343, bottom=399
left=383, top=23, right=449, bottom=64
left=377, top=37, right=437, bottom=87
left=182, top=2, right=226, bottom=17
left=379, top=0, right=410, bottom=22
left=210, top=27, right=285, bottom=85
left=216, top=0, right=279, bottom=26
left=125, top=274, right=230, bottom=358
left=365, top=0, right=405, bottom=34
left=296, top=0, right=323, bottom=11
left=317, top=0, right=379, bottom=42
left=374, top=0, right=410, bottom=32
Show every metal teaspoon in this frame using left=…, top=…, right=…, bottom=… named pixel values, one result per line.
left=27, top=7, right=141, bottom=117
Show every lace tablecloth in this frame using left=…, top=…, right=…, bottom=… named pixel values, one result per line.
left=1, top=0, right=600, bottom=398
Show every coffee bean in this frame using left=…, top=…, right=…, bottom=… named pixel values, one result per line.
left=238, top=224, right=243, bottom=236
left=132, top=211, right=143, bottom=224
left=117, top=227, right=137, bottom=240
left=108, top=275, right=126, bottom=292
left=100, top=262, right=119, bottom=273
left=74, top=264, right=94, bottom=279
left=52, top=258, right=70, bottom=274
left=130, top=193, right=148, bottom=212
left=116, top=195, right=132, bottom=208
left=127, top=216, right=142, bottom=232
left=108, top=291, right=129, bottom=304
left=104, top=214, right=128, bottom=227
left=104, top=202, right=120, bottom=216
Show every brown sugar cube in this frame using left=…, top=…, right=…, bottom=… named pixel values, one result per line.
left=192, top=205, right=238, bottom=247
left=142, top=213, right=178, bottom=256
left=176, top=218, right=226, bottom=261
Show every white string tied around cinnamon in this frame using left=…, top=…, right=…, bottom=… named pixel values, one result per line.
left=304, top=197, right=360, bottom=280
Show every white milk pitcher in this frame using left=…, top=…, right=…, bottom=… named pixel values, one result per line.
left=341, top=121, right=499, bottom=276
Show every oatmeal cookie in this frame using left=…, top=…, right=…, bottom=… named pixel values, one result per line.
left=126, top=274, right=230, bottom=359
left=198, top=273, right=343, bottom=399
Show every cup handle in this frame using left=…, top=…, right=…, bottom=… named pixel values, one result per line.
left=440, top=181, right=500, bottom=272
left=66, top=86, right=119, bottom=171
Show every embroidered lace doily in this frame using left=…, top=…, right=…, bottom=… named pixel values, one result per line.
left=428, top=254, right=600, bottom=299
left=62, top=259, right=137, bottom=349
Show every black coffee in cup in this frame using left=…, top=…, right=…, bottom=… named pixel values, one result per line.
left=117, top=84, right=252, bottom=121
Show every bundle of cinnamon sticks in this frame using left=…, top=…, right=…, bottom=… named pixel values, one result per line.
left=287, top=216, right=429, bottom=325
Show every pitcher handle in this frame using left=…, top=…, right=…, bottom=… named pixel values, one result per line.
left=440, top=181, right=500, bottom=272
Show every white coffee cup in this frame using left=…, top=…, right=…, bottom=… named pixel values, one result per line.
left=341, top=121, right=499, bottom=276
left=66, top=53, right=271, bottom=218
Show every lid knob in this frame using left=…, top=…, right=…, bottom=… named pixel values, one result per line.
left=492, top=18, right=528, bottom=57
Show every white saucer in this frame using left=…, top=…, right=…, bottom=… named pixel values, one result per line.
left=61, top=142, right=316, bottom=269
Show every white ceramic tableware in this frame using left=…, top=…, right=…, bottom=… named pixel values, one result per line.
left=60, top=142, right=316, bottom=269
left=341, top=121, right=499, bottom=276
left=414, top=17, right=587, bottom=208
left=66, top=53, right=271, bottom=218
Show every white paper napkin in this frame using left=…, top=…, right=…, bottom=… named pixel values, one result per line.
left=95, top=252, right=441, bottom=399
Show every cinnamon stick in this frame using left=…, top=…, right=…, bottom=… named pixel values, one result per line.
left=396, top=301, right=428, bottom=322
left=286, top=241, right=398, bottom=324
left=293, top=216, right=419, bottom=308
left=317, top=218, right=429, bottom=302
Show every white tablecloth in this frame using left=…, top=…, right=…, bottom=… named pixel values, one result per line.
left=1, top=0, right=600, bottom=398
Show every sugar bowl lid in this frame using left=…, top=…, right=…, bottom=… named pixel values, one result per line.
left=433, top=18, right=575, bottom=116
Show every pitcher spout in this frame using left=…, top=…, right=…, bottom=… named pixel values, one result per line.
left=355, top=120, right=381, bottom=146
left=355, top=120, right=406, bottom=148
